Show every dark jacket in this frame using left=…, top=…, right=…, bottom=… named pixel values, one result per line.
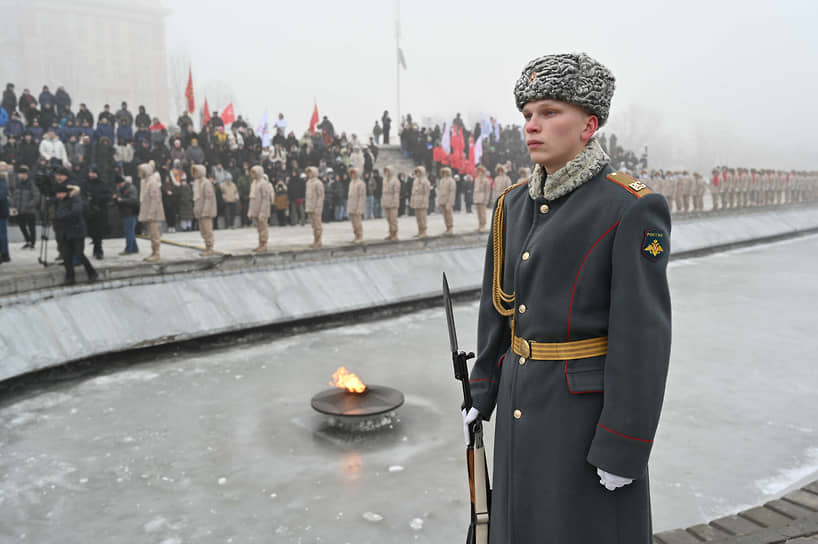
left=0, top=176, right=8, bottom=218
left=11, top=175, right=40, bottom=215
left=85, top=177, right=111, bottom=217
left=115, top=181, right=139, bottom=218
left=76, top=108, right=94, bottom=128
left=20, top=141, right=39, bottom=168
left=2, top=89, right=16, bottom=115
left=55, top=89, right=71, bottom=112
left=470, top=165, right=671, bottom=543
left=177, top=183, right=194, bottom=221
left=55, top=185, right=87, bottom=239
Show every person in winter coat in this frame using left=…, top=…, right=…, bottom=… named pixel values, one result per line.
left=137, top=162, right=165, bottom=262
left=1, top=83, right=16, bottom=117
left=54, top=171, right=97, bottom=284
left=192, top=164, right=217, bottom=256
left=0, top=162, right=9, bottom=261
left=516, top=166, right=531, bottom=186
left=273, top=177, right=289, bottom=227
left=85, top=165, right=111, bottom=259
left=10, top=164, right=40, bottom=249
left=492, top=164, right=513, bottom=203
left=472, top=165, right=492, bottom=232
left=304, top=166, right=325, bottom=248
left=380, top=165, right=400, bottom=240
left=220, top=171, right=240, bottom=228
left=177, top=178, right=194, bottom=231
left=55, top=86, right=71, bottom=116
left=347, top=167, right=366, bottom=243
left=114, top=174, right=139, bottom=254
left=436, top=167, right=456, bottom=235
left=409, top=165, right=431, bottom=238
left=381, top=111, right=391, bottom=145
left=247, top=166, right=273, bottom=252
left=39, top=130, right=70, bottom=167
left=465, top=52, right=671, bottom=544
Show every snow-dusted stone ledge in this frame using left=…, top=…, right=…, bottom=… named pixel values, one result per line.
left=1, top=205, right=816, bottom=382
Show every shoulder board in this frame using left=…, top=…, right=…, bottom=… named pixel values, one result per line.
left=607, top=172, right=653, bottom=198
left=500, top=179, right=529, bottom=198
left=607, top=171, right=653, bottom=198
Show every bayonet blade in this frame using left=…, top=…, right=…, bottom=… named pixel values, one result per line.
left=442, top=273, right=458, bottom=353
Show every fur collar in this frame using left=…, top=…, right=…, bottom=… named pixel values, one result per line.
left=528, top=137, right=609, bottom=201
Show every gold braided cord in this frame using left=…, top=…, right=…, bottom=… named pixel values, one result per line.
left=491, top=182, right=528, bottom=316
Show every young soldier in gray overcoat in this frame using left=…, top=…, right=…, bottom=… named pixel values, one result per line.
left=465, top=52, right=672, bottom=543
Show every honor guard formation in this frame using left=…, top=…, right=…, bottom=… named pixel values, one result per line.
left=635, top=167, right=817, bottom=213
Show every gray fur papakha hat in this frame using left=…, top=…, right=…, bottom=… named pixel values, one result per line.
left=514, top=52, right=615, bottom=126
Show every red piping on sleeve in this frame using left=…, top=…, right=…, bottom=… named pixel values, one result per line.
left=597, top=423, right=653, bottom=443
left=564, top=221, right=620, bottom=394
left=497, top=354, right=505, bottom=368
left=470, top=378, right=499, bottom=385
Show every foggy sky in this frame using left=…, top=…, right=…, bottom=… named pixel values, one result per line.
left=165, top=0, right=818, bottom=171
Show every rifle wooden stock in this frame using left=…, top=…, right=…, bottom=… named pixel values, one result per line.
left=467, top=423, right=491, bottom=544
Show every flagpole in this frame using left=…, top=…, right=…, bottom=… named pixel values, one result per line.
left=395, top=0, right=401, bottom=131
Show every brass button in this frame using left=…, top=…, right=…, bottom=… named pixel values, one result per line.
left=518, top=304, right=527, bottom=314
left=513, top=409, right=522, bottom=419
left=539, top=204, right=550, bottom=214
left=519, top=357, right=526, bottom=365
left=521, top=251, right=530, bottom=261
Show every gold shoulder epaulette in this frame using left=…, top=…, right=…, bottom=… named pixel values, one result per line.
left=501, top=179, right=529, bottom=198
left=607, top=172, right=653, bottom=198
left=490, top=179, right=530, bottom=317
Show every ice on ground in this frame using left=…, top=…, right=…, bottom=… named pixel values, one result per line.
left=362, top=512, right=383, bottom=523
left=755, top=448, right=818, bottom=495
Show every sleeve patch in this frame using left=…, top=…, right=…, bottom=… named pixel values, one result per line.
left=642, top=229, right=666, bottom=261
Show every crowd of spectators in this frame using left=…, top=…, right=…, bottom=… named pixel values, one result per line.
left=0, top=81, right=815, bottom=267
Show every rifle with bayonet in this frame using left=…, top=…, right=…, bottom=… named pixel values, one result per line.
left=443, top=272, right=491, bottom=544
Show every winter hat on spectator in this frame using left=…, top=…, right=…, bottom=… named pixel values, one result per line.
left=16, top=164, right=29, bottom=174
left=55, top=166, right=71, bottom=177
left=514, top=52, right=615, bottom=126
left=89, top=164, right=100, bottom=175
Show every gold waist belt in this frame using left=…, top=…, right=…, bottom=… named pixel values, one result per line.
left=512, top=335, right=608, bottom=360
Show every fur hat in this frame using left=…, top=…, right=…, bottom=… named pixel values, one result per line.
left=514, top=52, right=615, bottom=126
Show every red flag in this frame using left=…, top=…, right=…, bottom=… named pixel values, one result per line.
left=184, top=68, right=195, bottom=114
left=309, top=103, right=319, bottom=134
left=202, top=97, right=211, bottom=126
left=221, top=103, right=235, bottom=125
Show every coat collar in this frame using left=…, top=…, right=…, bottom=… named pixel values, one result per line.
left=528, top=137, right=609, bottom=201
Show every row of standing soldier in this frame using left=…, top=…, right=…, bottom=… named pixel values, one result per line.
left=638, top=168, right=818, bottom=213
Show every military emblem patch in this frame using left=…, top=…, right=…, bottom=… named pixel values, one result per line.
left=642, top=229, right=666, bottom=260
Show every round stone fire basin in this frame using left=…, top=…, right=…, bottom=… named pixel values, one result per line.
left=310, top=385, right=405, bottom=418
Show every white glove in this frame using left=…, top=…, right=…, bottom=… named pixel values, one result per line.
left=461, top=407, right=481, bottom=445
left=597, top=468, right=634, bottom=491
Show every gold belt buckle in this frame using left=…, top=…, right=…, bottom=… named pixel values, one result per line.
left=519, top=338, right=532, bottom=359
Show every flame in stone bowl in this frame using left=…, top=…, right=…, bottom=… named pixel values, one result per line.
left=330, top=366, right=367, bottom=393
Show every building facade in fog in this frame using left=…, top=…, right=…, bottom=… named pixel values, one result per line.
left=0, top=0, right=169, bottom=120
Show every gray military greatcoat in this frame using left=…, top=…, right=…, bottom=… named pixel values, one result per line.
left=470, top=163, right=671, bottom=543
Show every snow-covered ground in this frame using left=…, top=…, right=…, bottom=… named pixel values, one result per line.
left=1, top=235, right=817, bottom=543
